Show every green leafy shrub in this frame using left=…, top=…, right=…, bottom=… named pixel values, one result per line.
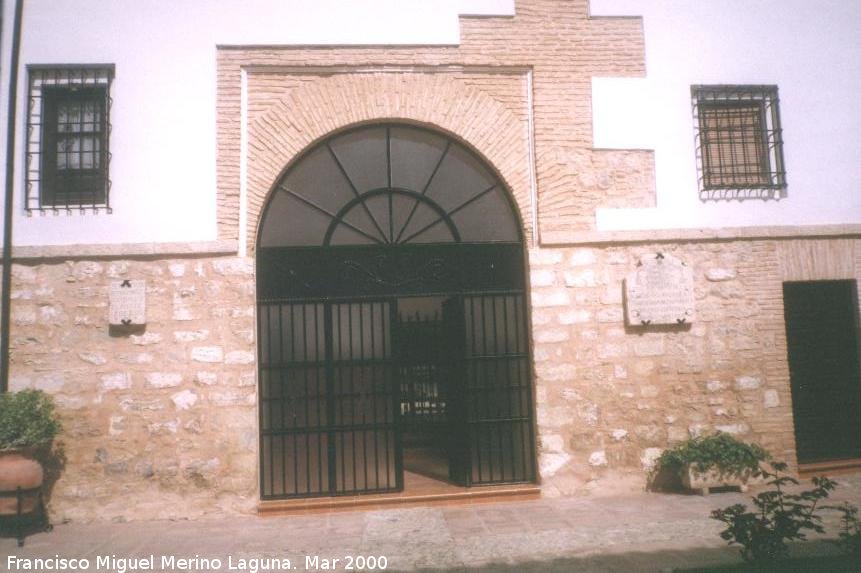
left=711, top=462, right=837, bottom=563
left=827, top=501, right=861, bottom=556
left=0, top=389, right=62, bottom=452
left=658, top=432, right=770, bottom=476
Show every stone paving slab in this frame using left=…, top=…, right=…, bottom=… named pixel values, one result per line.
left=2, top=474, right=859, bottom=573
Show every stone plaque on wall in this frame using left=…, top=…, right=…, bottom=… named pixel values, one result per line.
left=625, top=253, right=694, bottom=325
left=109, top=280, right=146, bottom=326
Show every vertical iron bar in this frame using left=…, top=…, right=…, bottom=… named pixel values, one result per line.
left=484, top=297, right=494, bottom=482
left=313, top=305, right=323, bottom=492
left=277, top=305, right=286, bottom=494
left=324, top=303, right=336, bottom=494
left=104, top=70, right=112, bottom=211
left=302, top=302, right=310, bottom=494
left=728, top=104, right=739, bottom=186
left=381, top=301, right=390, bottom=489
left=502, top=296, right=514, bottom=481
left=62, top=73, right=71, bottom=211
left=297, top=304, right=308, bottom=494
left=361, top=302, right=369, bottom=490
left=286, top=303, right=296, bottom=494
left=338, top=304, right=347, bottom=492
left=91, top=84, right=97, bottom=208
left=25, top=69, right=33, bottom=211
left=371, top=302, right=379, bottom=489
left=267, top=305, right=275, bottom=495
left=469, top=297, right=481, bottom=484
left=349, top=304, right=357, bottom=492
left=392, top=301, right=403, bottom=491
left=492, top=296, right=503, bottom=481
left=517, top=294, right=535, bottom=479
left=319, top=304, right=327, bottom=491
left=306, top=304, right=317, bottom=491
left=257, top=304, right=266, bottom=496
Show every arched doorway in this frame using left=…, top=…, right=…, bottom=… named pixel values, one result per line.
left=256, top=123, right=536, bottom=499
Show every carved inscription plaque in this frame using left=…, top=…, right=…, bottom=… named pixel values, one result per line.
left=109, top=280, right=146, bottom=326
left=625, top=254, right=694, bottom=325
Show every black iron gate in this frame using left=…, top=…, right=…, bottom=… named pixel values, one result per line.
left=256, top=123, right=536, bottom=499
left=257, top=246, right=536, bottom=498
left=259, top=299, right=400, bottom=499
left=446, top=294, right=536, bottom=486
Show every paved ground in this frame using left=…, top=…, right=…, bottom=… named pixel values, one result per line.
left=2, top=473, right=860, bottom=573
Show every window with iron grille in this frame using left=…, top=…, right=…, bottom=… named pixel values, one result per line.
left=692, top=85, right=786, bottom=201
left=26, top=65, right=114, bottom=212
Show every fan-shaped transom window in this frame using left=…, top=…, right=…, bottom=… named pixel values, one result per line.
left=259, top=124, right=520, bottom=248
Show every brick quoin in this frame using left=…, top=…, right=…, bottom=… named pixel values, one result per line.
left=216, top=0, right=649, bottom=243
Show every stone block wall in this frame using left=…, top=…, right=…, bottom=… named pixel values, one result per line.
left=8, top=255, right=258, bottom=522
left=5, top=236, right=859, bottom=521
left=530, top=237, right=861, bottom=497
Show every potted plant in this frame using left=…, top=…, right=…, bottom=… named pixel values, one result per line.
left=657, top=432, right=770, bottom=495
left=0, top=389, right=62, bottom=516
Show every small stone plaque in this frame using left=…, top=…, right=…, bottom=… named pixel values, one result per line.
left=109, top=280, right=146, bottom=326
left=625, top=253, right=694, bottom=325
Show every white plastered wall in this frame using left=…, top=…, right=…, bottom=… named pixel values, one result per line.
left=590, top=0, right=861, bottom=231
left=0, top=0, right=514, bottom=247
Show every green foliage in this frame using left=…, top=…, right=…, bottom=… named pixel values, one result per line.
left=0, top=389, right=62, bottom=452
left=711, top=462, right=838, bottom=563
left=826, top=501, right=861, bottom=556
left=657, top=432, right=770, bottom=476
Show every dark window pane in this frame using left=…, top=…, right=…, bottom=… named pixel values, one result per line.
left=27, top=67, right=114, bottom=211
left=283, top=144, right=356, bottom=215
left=424, top=142, right=496, bottom=212
left=259, top=190, right=331, bottom=247
left=329, top=126, right=389, bottom=193
left=389, top=126, right=448, bottom=192
left=453, top=187, right=519, bottom=242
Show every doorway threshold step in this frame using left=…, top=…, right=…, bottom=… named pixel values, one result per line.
left=257, top=484, right=541, bottom=516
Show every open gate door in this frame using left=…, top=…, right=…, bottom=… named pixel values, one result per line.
left=259, top=300, right=401, bottom=499
left=444, top=294, right=536, bottom=486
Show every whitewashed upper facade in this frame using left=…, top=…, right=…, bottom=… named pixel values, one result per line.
left=1, top=0, right=858, bottom=248
left=591, top=0, right=861, bottom=230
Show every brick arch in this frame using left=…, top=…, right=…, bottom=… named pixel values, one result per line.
left=246, top=73, right=531, bottom=252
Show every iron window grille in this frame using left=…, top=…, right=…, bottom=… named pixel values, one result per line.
left=692, top=85, right=786, bottom=201
left=26, top=65, right=114, bottom=213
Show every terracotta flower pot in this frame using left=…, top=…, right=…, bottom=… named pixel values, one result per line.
left=0, top=449, right=44, bottom=515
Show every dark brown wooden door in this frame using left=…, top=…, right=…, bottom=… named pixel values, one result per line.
left=783, top=280, right=861, bottom=463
